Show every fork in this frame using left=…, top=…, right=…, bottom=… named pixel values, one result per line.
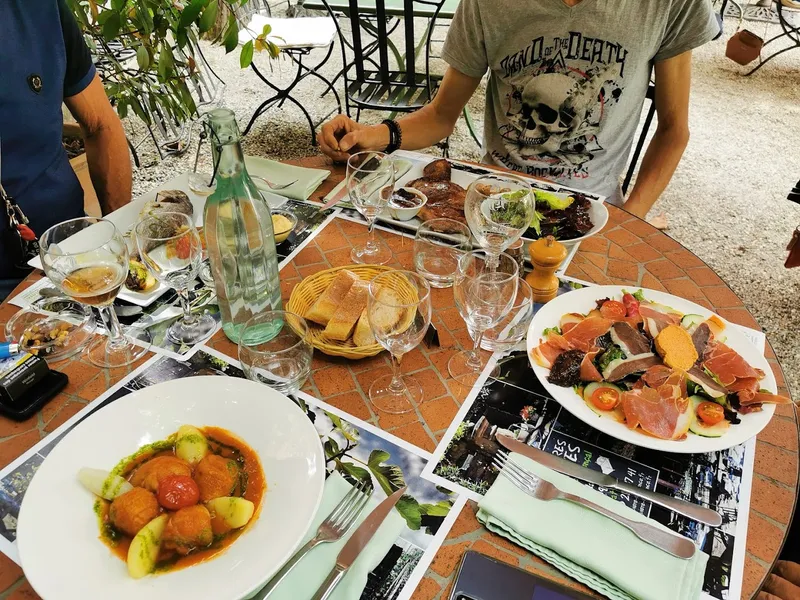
left=252, top=175, right=299, bottom=191
left=492, top=453, right=696, bottom=560
left=252, top=479, right=372, bottom=599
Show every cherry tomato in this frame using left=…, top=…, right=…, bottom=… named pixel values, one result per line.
left=622, top=293, right=640, bottom=318
left=697, top=402, right=725, bottom=426
left=599, top=300, right=626, bottom=319
left=158, top=475, right=200, bottom=510
left=590, top=387, right=620, bottom=411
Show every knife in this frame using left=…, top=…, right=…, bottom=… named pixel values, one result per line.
left=310, top=486, right=407, bottom=600
left=497, top=435, right=723, bottom=527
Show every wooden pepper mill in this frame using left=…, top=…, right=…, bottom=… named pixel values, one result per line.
left=526, top=235, right=567, bottom=303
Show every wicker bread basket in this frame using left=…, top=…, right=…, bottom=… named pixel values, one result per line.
left=287, top=265, right=416, bottom=359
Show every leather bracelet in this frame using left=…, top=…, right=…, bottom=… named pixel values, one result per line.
left=382, top=119, right=401, bottom=154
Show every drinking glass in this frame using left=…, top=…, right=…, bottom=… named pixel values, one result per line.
left=478, top=278, right=534, bottom=352
left=135, top=212, right=216, bottom=345
left=239, top=311, right=313, bottom=396
left=448, top=251, right=519, bottom=386
left=464, top=174, right=535, bottom=268
left=413, top=218, right=473, bottom=289
left=39, top=217, right=150, bottom=368
left=347, top=151, right=394, bottom=265
left=367, top=270, right=432, bottom=414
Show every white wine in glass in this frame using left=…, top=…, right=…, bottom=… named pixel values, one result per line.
left=39, top=217, right=150, bottom=368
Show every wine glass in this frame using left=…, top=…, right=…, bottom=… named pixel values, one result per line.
left=347, top=151, right=394, bottom=265
left=39, top=217, right=150, bottom=368
left=448, top=251, right=519, bottom=386
left=413, top=218, right=473, bottom=289
left=367, top=270, right=432, bottom=414
left=464, top=174, right=535, bottom=269
left=239, top=311, right=313, bottom=396
left=135, top=212, right=216, bottom=345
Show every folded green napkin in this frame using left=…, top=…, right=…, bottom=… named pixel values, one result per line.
left=477, top=454, right=708, bottom=600
left=250, top=472, right=405, bottom=600
left=245, top=156, right=330, bottom=201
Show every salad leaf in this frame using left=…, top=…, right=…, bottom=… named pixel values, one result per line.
left=632, top=289, right=646, bottom=302
left=542, top=326, right=562, bottom=337
left=489, top=194, right=530, bottom=229
left=535, top=190, right=574, bottom=210
left=530, top=210, right=543, bottom=236
left=597, top=345, right=626, bottom=372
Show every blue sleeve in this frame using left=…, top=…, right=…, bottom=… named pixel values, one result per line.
left=57, top=0, right=97, bottom=97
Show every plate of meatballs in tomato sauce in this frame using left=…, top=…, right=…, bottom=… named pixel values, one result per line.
left=17, top=376, right=325, bottom=600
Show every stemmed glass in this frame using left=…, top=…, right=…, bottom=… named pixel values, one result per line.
left=135, top=212, right=216, bottom=345
left=347, top=151, right=394, bottom=265
left=239, top=311, right=313, bottom=396
left=39, top=217, right=150, bottom=368
left=464, top=174, right=535, bottom=269
left=448, top=251, right=519, bottom=386
left=367, top=270, right=432, bottom=414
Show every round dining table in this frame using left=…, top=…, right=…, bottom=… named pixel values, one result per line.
left=0, top=155, right=795, bottom=600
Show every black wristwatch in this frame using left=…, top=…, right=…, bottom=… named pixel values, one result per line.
left=382, top=119, right=402, bottom=154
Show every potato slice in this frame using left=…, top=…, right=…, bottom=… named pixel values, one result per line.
left=77, top=468, right=133, bottom=500
left=127, top=514, right=169, bottom=579
left=206, top=497, right=255, bottom=529
left=175, top=425, right=209, bottom=466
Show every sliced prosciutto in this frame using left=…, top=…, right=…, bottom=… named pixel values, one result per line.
left=580, top=351, right=603, bottom=383
left=621, top=385, right=692, bottom=440
left=703, top=343, right=765, bottom=387
left=740, top=390, right=792, bottom=406
left=603, top=353, right=662, bottom=382
left=641, top=365, right=673, bottom=389
left=610, top=322, right=651, bottom=356
left=562, top=317, right=613, bottom=353
left=686, top=366, right=728, bottom=399
left=639, top=302, right=681, bottom=339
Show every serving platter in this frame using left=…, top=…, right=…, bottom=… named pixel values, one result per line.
left=525, top=285, right=776, bottom=453
left=17, top=376, right=325, bottom=600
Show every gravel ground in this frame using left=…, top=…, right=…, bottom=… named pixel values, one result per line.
left=128, top=9, right=800, bottom=399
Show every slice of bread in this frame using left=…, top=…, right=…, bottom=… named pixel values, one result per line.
left=305, top=270, right=359, bottom=326
left=353, top=309, right=376, bottom=346
left=368, top=287, right=407, bottom=335
left=655, top=324, right=698, bottom=371
left=324, top=280, right=369, bottom=341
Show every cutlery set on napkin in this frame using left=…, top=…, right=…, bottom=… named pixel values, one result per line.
left=474, top=435, right=719, bottom=600
left=250, top=473, right=406, bottom=600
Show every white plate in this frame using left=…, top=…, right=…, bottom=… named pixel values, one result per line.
left=525, top=285, right=776, bottom=453
left=391, top=159, right=609, bottom=247
left=17, top=376, right=325, bottom=600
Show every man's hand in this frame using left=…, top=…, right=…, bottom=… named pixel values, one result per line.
left=65, top=74, right=132, bottom=214
left=757, top=561, right=800, bottom=600
left=317, top=115, right=389, bottom=162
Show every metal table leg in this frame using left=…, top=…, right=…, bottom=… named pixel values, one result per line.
left=747, top=2, right=800, bottom=75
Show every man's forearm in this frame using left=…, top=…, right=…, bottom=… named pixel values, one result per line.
left=83, top=119, right=132, bottom=214
left=349, top=103, right=459, bottom=153
left=623, top=125, right=690, bottom=219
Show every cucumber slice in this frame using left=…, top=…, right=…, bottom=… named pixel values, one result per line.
left=584, top=383, right=625, bottom=422
left=688, top=396, right=731, bottom=438
left=681, top=314, right=704, bottom=331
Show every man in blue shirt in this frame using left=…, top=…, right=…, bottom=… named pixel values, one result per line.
left=0, top=0, right=132, bottom=300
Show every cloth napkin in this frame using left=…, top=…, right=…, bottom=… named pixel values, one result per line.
left=245, top=156, right=330, bottom=201
left=249, top=472, right=405, bottom=600
left=477, top=454, right=708, bottom=600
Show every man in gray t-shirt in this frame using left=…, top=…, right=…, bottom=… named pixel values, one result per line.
left=318, top=0, right=719, bottom=218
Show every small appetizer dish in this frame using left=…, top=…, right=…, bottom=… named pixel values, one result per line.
left=5, top=296, right=94, bottom=361
left=78, top=424, right=264, bottom=579
left=271, top=209, right=298, bottom=243
left=388, top=187, right=427, bottom=221
left=527, top=285, right=788, bottom=453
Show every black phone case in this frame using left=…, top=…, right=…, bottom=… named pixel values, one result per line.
left=451, top=551, right=598, bottom=600
left=0, top=370, right=68, bottom=421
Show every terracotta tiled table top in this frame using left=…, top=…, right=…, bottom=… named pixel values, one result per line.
left=0, top=156, right=796, bottom=599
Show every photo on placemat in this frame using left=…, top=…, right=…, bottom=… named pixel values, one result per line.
left=275, top=200, right=336, bottom=264
left=421, top=349, right=754, bottom=600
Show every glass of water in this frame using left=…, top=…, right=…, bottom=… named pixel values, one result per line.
left=413, top=218, right=473, bottom=288
left=478, top=278, right=534, bottom=352
left=238, top=311, right=313, bottom=395
left=347, top=151, right=394, bottom=265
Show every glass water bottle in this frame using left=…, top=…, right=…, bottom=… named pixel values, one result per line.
left=204, top=108, right=282, bottom=343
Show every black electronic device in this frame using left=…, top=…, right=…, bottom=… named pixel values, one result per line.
left=0, top=369, right=68, bottom=421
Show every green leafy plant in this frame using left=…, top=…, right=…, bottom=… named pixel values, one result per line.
left=320, top=411, right=452, bottom=532
left=67, top=0, right=280, bottom=128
